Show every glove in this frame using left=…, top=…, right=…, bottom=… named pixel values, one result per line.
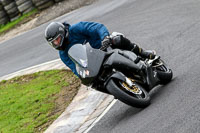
left=100, top=36, right=111, bottom=50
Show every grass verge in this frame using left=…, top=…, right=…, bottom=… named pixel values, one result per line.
left=0, top=69, right=81, bottom=133
left=0, top=9, right=38, bottom=35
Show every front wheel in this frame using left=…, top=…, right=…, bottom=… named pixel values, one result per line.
left=106, top=78, right=150, bottom=108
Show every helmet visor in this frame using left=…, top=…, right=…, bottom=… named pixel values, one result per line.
left=49, top=34, right=64, bottom=48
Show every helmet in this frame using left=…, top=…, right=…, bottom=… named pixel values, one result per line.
left=45, top=22, right=69, bottom=50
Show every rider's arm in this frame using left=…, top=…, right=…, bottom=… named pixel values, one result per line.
left=73, top=21, right=110, bottom=41
left=82, top=21, right=109, bottom=40
left=59, top=51, right=79, bottom=77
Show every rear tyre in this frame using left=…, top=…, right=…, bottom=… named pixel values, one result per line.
left=154, top=59, right=173, bottom=84
left=106, top=78, right=150, bottom=108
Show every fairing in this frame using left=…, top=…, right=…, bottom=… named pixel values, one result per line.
left=68, top=44, right=106, bottom=85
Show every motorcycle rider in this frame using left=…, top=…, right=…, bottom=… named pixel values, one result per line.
left=45, top=21, right=155, bottom=76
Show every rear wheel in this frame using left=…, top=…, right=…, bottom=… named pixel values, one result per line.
left=154, top=59, right=173, bottom=84
left=106, top=78, right=150, bottom=108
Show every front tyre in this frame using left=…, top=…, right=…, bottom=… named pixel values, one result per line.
left=106, top=79, right=150, bottom=108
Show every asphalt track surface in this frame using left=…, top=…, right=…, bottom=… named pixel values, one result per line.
left=1, top=0, right=200, bottom=133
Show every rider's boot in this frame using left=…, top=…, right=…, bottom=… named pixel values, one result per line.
left=112, top=35, right=156, bottom=59
left=131, top=43, right=156, bottom=59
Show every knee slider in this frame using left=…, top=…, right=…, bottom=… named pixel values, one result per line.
left=112, top=35, right=122, bottom=47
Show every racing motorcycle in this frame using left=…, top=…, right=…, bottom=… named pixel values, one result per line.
left=68, top=42, right=173, bottom=108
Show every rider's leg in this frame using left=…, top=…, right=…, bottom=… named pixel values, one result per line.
left=111, top=34, right=155, bottom=59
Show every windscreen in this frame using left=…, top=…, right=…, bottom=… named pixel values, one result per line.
left=68, top=44, right=88, bottom=68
